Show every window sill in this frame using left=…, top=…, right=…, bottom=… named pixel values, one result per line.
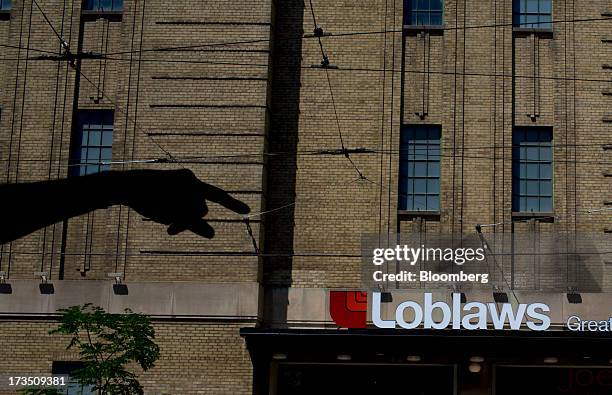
left=403, top=25, right=445, bottom=34
left=511, top=212, right=555, bottom=222
left=81, top=10, right=123, bottom=21
left=398, top=210, right=441, bottom=221
left=512, top=27, right=553, bottom=38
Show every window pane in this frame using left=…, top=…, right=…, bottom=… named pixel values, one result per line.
left=406, top=179, right=414, bottom=194
left=540, top=197, right=553, bottom=212
left=413, top=179, right=427, bottom=194
left=427, top=195, right=440, bottom=211
left=526, top=0, right=538, bottom=13
left=526, top=197, right=539, bottom=212
left=428, top=162, right=440, bottom=177
left=413, top=195, right=427, bottom=210
left=525, top=147, right=539, bottom=160
left=113, top=0, right=123, bottom=10
left=540, top=180, right=552, bottom=195
left=100, top=0, right=112, bottom=10
left=89, top=130, right=102, bottom=146
left=540, top=163, right=552, bottom=178
left=538, top=20, right=552, bottom=29
left=414, top=146, right=428, bottom=160
left=540, top=147, right=552, bottom=161
left=429, top=146, right=440, bottom=158
left=540, top=0, right=552, bottom=13
left=430, top=0, right=443, bottom=11
left=101, top=131, right=113, bottom=146
left=414, top=162, right=427, bottom=176
left=427, top=178, right=439, bottom=194
left=88, top=148, right=101, bottom=162
left=418, top=0, right=428, bottom=11
left=525, top=14, right=539, bottom=27
left=416, top=12, right=429, bottom=25
left=101, top=148, right=112, bottom=162
left=526, top=164, right=539, bottom=179
left=527, top=180, right=539, bottom=195
left=430, top=12, right=443, bottom=25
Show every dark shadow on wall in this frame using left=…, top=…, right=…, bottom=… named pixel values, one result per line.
left=262, top=0, right=304, bottom=328
left=0, top=169, right=250, bottom=245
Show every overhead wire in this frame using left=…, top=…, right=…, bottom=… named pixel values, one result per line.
left=96, top=15, right=612, bottom=57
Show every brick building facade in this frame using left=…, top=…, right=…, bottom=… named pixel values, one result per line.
left=0, top=0, right=610, bottom=393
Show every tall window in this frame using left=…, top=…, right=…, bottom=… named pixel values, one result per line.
left=71, top=110, right=114, bottom=176
left=83, top=0, right=123, bottom=11
left=0, top=0, right=11, bottom=10
left=513, top=0, right=552, bottom=29
left=404, top=0, right=443, bottom=26
left=399, top=125, right=441, bottom=212
left=512, top=127, right=553, bottom=213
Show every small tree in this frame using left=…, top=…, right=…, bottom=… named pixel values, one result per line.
left=25, top=304, right=160, bottom=395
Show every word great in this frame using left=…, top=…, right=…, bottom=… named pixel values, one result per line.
left=567, top=316, right=612, bottom=332
left=372, top=293, right=551, bottom=331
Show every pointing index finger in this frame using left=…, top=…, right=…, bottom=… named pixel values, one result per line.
left=199, top=181, right=251, bottom=215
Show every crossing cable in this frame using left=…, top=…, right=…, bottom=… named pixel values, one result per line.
left=76, top=67, right=176, bottom=161
left=307, top=0, right=367, bottom=180
left=2, top=145, right=612, bottom=166
left=27, top=0, right=176, bottom=162
left=32, top=0, right=63, bottom=42
left=6, top=53, right=612, bottom=85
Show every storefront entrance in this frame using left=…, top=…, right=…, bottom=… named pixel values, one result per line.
left=242, top=328, right=612, bottom=395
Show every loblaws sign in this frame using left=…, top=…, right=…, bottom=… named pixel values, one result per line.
left=330, top=292, right=551, bottom=331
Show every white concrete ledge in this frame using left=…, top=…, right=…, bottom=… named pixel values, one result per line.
left=0, top=280, right=261, bottom=320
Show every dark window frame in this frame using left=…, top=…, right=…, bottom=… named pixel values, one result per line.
left=398, top=125, right=442, bottom=214
left=71, top=110, right=114, bottom=177
left=52, top=361, right=96, bottom=395
left=404, top=0, right=444, bottom=28
left=0, top=0, right=11, bottom=12
left=513, top=0, right=553, bottom=31
left=512, top=126, right=554, bottom=215
left=82, top=0, right=123, bottom=12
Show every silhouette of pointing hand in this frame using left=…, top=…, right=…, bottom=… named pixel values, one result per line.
left=0, top=169, right=250, bottom=244
left=124, top=169, right=250, bottom=238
